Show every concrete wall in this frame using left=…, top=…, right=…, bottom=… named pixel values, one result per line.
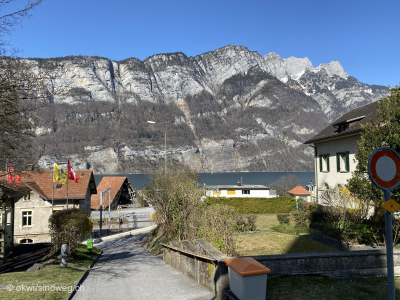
left=163, top=241, right=400, bottom=299
left=314, top=134, right=359, bottom=203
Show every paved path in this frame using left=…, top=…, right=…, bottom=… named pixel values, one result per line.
left=73, top=228, right=215, bottom=300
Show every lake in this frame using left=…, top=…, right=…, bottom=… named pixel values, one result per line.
left=94, top=171, right=315, bottom=189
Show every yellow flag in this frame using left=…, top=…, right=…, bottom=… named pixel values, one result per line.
left=54, top=163, right=68, bottom=185
left=54, top=163, right=61, bottom=182
left=61, top=168, right=67, bottom=185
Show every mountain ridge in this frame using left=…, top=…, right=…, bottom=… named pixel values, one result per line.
left=27, top=45, right=387, bottom=174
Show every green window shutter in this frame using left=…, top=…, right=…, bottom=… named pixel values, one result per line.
left=346, top=152, right=350, bottom=172
left=319, top=155, right=322, bottom=172
left=336, top=153, right=340, bottom=172
left=327, top=154, right=330, bottom=172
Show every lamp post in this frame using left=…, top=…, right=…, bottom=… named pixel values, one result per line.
left=147, top=120, right=167, bottom=173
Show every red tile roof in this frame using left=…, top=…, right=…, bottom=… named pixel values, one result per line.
left=91, top=177, right=127, bottom=210
left=2, top=170, right=97, bottom=200
left=288, top=185, right=311, bottom=196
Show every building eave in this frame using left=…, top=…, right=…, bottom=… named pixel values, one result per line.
left=304, top=130, right=361, bottom=145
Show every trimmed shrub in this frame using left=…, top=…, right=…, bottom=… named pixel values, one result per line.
left=204, top=196, right=296, bottom=214
left=289, top=211, right=310, bottom=228
left=235, top=214, right=257, bottom=232
left=49, top=208, right=93, bottom=255
left=304, top=202, right=327, bottom=223
left=277, top=213, right=290, bottom=225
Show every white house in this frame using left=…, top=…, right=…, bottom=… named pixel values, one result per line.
left=205, top=182, right=277, bottom=198
left=304, top=100, right=379, bottom=203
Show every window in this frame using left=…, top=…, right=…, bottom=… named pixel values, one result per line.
left=20, top=238, right=33, bottom=244
left=319, top=154, right=330, bottom=172
left=338, top=123, right=349, bottom=133
left=22, top=211, right=32, bottom=226
left=336, top=152, right=350, bottom=172
left=227, top=190, right=236, bottom=195
left=23, top=192, right=30, bottom=201
left=242, top=189, right=250, bottom=195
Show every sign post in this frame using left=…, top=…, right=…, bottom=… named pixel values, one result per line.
left=368, top=147, right=400, bottom=300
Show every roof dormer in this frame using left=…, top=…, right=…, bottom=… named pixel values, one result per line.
left=333, top=115, right=365, bottom=133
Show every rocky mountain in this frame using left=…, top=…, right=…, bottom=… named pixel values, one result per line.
left=29, top=45, right=387, bottom=174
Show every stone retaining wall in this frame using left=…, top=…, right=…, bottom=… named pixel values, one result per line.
left=254, top=249, right=400, bottom=278
left=162, top=239, right=228, bottom=298
left=162, top=241, right=400, bottom=299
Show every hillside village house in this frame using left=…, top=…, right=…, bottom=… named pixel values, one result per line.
left=13, top=170, right=96, bottom=244
left=91, top=177, right=137, bottom=210
left=205, top=182, right=277, bottom=198
left=304, top=101, right=379, bottom=203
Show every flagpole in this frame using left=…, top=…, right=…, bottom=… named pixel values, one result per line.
left=66, top=158, right=69, bottom=209
left=52, top=163, right=54, bottom=215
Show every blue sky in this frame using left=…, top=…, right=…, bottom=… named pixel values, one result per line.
left=5, top=0, right=400, bottom=87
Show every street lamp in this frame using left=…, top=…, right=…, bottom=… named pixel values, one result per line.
left=147, top=120, right=167, bottom=173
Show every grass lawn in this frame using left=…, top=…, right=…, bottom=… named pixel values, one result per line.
left=266, top=275, right=400, bottom=300
left=235, top=214, right=337, bottom=256
left=235, top=231, right=337, bottom=255
left=0, top=244, right=101, bottom=299
left=235, top=214, right=398, bottom=299
left=255, top=213, right=280, bottom=230
left=42, top=244, right=102, bottom=269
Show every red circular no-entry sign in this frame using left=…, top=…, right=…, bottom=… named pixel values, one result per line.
left=368, top=148, right=400, bottom=190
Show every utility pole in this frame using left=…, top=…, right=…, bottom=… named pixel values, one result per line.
left=148, top=120, right=167, bottom=174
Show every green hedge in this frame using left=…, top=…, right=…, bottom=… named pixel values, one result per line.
left=204, top=196, right=296, bottom=214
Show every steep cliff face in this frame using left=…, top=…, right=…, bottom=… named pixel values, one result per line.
left=31, top=45, right=387, bottom=174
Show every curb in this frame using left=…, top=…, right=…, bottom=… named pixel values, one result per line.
left=82, top=225, right=157, bottom=244
left=66, top=250, right=103, bottom=300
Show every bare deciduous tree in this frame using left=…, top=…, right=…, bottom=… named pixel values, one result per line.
left=143, top=164, right=202, bottom=241
left=0, top=1, right=52, bottom=175
left=270, top=174, right=300, bottom=196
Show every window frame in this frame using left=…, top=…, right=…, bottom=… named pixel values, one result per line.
left=336, top=151, right=350, bottom=173
left=319, top=154, right=330, bottom=172
left=242, top=189, right=250, bottom=195
left=22, top=211, right=32, bottom=227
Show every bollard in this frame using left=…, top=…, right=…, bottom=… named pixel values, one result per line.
left=60, top=244, right=68, bottom=267
left=87, top=238, right=93, bottom=252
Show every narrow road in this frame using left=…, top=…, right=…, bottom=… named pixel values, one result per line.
left=73, top=228, right=215, bottom=300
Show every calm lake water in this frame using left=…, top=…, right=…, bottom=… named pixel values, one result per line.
left=94, top=171, right=315, bottom=189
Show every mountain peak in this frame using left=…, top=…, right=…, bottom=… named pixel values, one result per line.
left=315, top=60, right=348, bottom=78
left=283, top=56, right=314, bottom=80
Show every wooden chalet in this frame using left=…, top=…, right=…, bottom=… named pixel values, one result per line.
left=91, top=177, right=137, bottom=210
